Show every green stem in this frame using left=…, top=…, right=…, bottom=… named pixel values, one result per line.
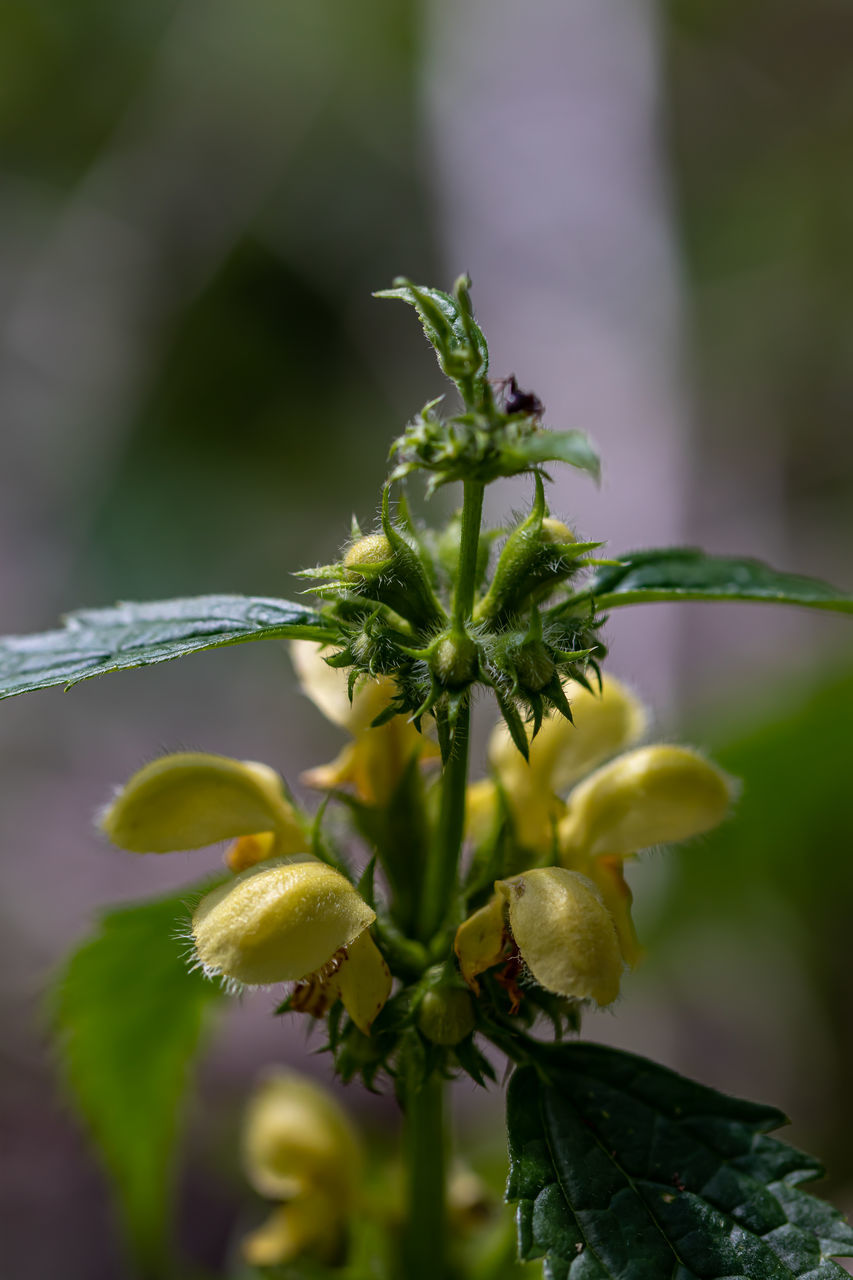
left=419, top=698, right=470, bottom=939
left=418, top=479, right=483, bottom=941
left=453, top=480, right=485, bottom=628
left=401, top=1074, right=448, bottom=1279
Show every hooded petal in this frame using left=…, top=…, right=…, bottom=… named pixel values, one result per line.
left=100, top=752, right=304, bottom=854
left=191, top=858, right=375, bottom=985
left=559, top=744, right=734, bottom=859
left=496, top=867, right=622, bottom=1006
left=243, top=1070, right=361, bottom=1202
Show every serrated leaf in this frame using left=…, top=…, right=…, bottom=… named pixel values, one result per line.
left=53, top=886, right=224, bottom=1273
left=507, top=430, right=601, bottom=482
left=0, top=594, right=335, bottom=699
left=579, top=548, right=853, bottom=614
left=506, top=1041, right=853, bottom=1280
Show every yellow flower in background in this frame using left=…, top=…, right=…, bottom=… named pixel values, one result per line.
left=455, top=867, right=622, bottom=1007
left=290, top=640, right=439, bottom=806
left=241, top=1070, right=361, bottom=1268
left=99, top=751, right=306, bottom=868
left=467, top=675, right=647, bottom=850
left=191, top=858, right=391, bottom=1032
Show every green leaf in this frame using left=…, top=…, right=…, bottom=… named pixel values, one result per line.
left=506, top=430, right=601, bottom=482
left=578, top=548, right=853, bottom=613
left=506, top=1041, right=853, bottom=1279
left=53, top=886, right=224, bottom=1274
left=375, top=276, right=490, bottom=405
left=0, top=594, right=335, bottom=699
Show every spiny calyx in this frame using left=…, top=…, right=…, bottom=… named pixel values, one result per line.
left=303, top=478, right=604, bottom=748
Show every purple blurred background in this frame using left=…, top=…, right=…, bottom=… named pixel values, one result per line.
left=1, top=1, right=851, bottom=1274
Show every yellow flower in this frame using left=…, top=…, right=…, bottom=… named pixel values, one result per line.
left=241, top=1070, right=361, bottom=1268
left=468, top=675, right=647, bottom=850
left=557, top=744, right=734, bottom=859
left=556, top=744, right=734, bottom=968
left=99, top=751, right=305, bottom=869
left=465, top=684, right=734, bottom=981
left=290, top=640, right=439, bottom=806
left=454, top=867, right=622, bottom=1007
left=191, top=858, right=391, bottom=1032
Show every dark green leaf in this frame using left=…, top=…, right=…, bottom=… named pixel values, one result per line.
left=0, top=594, right=334, bottom=699
left=507, top=430, right=601, bottom=482
left=579, top=548, right=853, bottom=613
left=506, top=1041, right=853, bottom=1279
left=53, top=886, right=224, bottom=1273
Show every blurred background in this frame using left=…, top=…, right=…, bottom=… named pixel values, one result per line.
left=0, top=0, right=851, bottom=1274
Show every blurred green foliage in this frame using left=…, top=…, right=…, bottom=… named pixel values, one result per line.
left=54, top=885, right=223, bottom=1276
left=657, top=665, right=853, bottom=1182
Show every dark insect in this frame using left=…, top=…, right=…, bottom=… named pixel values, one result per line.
left=499, top=375, right=544, bottom=418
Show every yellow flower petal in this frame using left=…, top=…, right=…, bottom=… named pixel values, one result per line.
left=454, top=894, right=507, bottom=992
left=337, top=930, right=393, bottom=1034
left=225, top=831, right=278, bottom=873
left=242, top=1190, right=342, bottom=1268
left=290, top=640, right=390, bottom=733
left=586, top=855, right=643, bottom=969
left=559, top=744, right=734, bottom=859
left=292, top=641, right=439, bottom=806
left=243, top=1069, right=361, bottom=1202
left=100, top=752, right=304, bottom=854
left=464, top=779, right=499, bottom=847
left=191, top=858, right=375, bottom=986
left=496, top=867, right=623, bottom=1006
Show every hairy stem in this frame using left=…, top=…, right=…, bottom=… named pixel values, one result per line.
left=419, top=698, right=471, bottom=940
left=419, top=478, right=483, bottom=940
left=453, top=480, right=485, bottom=628
left=401, top=1074, right=448, bottom=1279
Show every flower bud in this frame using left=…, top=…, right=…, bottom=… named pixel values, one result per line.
left=343, top=533, right=394, bottom=575
left=100, top=752, right=305, bottom=855
left=243, top=1070, right=361, bottom=1202
left=417, top=985, right=476, bottom=1045
left=496, top=867, right=622, bottom=1006
left=432, top=629, right=479, bottom=689
left=191, top=858, right=375, bottom=986
left=559, top=744, right=734, bottom=858
left=540, top=516, right=576, bottom=544
left=473, top=490, right=546, bottom=624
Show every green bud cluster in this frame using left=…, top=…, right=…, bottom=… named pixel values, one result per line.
left=299, top=278, right=608, bottom=756
left=302, top=491, right=604, bottom=756
left=377, top=279, right=600, bottom=496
